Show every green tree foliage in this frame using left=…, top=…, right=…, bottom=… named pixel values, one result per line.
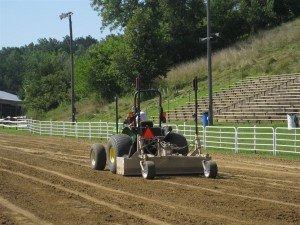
left=22, top=48, right=69, bottom=113
left=90, top=0, right=140, bottom=30
left=91, top=0, right=207, bottom=63
left=158, top=0, right=207, bottom=63
left=87, top=0, right=299, bottom=101
left=0, top=36, right=97, bottom=113
left=211, top=0, right=249, bottom=46
left=24, top=72, right=70, bottom=113
left=80, top=35, right=131, bottom=100
left=239, top=0, right=277, bottom=33
left=1, top=0, right=299, bottom=115
left=89, top=0, right=208, bottom=92
left=237, top=0, right=300, bottom=33
left=0, top=47, right=25, bottom=94
left=124, top=6, right=170, bottom=86
left=273, top=0, right=300, bottom=21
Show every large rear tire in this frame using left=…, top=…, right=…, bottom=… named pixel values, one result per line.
left=164, top=132, right=189, bottom=155
left=106, top=134, right=132, bottom=174
left=204, top=161, right=218, bottom=178
left=90, top=143, right=106, bottom=170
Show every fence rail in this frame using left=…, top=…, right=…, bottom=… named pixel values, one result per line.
left=2, top=119, right=299, bottom=155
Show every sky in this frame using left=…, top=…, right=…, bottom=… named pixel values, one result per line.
left=0, top=0, right=112, bottom=48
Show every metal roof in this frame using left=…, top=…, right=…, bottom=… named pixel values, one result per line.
left=0, top=91, right=22, bottom=103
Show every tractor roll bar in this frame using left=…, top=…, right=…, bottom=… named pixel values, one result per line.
left=133, top=89, right=163, bottom=128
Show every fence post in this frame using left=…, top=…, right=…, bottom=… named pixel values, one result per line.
left=89, top=122, right=91, bottom=140
left=75, top=122, right=78, bottom=139
left=274, top=128, right=277, bottom=156
left=273, top=128, right=276, bottom=155
left=99, top=120, right=102, bottom=139
left=254, top=125, right=256, bottom=154
left=219, top=127, right=221, bottom=148
left=175, top=124, right=179, bottom=133
left=203, top=126, right=206, bottom=150
left=235, top=127, right=239, bottom=153
left=294, top=128, right=297, bottom=153
left=106, top=122, right=109, bottom=140
left=30, top=119, right=34, bottom=134
left=234, top=127, right=238, bottom=153
left=50, top=120, right=52, bottom=136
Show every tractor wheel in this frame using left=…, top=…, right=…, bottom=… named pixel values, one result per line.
left=106, top=134, right=132, bottom=174
left=90, top=143, right=106, bottom=170
left=204, top=161, right=218, bottom=178
left=165, top=133, right=189, bottom=155
left=141, top=161, right=156, bottom=180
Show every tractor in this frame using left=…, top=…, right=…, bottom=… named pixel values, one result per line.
left=90, top=77, right=218, bottom=179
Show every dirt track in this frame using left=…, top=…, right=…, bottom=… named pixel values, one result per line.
left=0, top=133, right=299, bottom=225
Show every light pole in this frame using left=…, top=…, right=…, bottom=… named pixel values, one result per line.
left=207, top=0, right=213, bottom=126
left=60, top=12, right=75, bottom=123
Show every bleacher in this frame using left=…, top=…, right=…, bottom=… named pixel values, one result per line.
left=167, top=73, right=300, bottom=123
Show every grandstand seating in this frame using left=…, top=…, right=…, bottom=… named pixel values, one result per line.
left=166, top=73, right=300, bottom=123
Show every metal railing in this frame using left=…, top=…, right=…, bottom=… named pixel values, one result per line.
left=6, top=119, right=300, bottom=155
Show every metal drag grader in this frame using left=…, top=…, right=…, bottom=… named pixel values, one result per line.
left=90, top=77, right=218, bottom=179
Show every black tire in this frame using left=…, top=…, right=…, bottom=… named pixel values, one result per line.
left=106, top=134, right=132, bottom=174
left=141, top=161, right=156, bottom=180
left=204, top=161, right=218, bottom=178
left=90, top=143, right=106, bottom=170
left=164, top=132, right=188, bottom=155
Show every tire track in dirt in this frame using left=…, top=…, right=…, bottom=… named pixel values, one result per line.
left=216, top=155, right=300, bottom=169
left=1, top=146, right=88, bottom=167
left=233, top=174, right=300, bottom=190
left=0, top=135, right=90, bottom=154
left=0, top=156, right=251, bottom=225
left=0, top=195, right=53, bottom=225
left=2, top=144, right=299, bottom=205
left=0, top=169, right=170, bottom=225
left=158, top=180, right=300, bottom=208
left=220, top=165, right=299, bottom=176
left=220, top=172, right=300, bottom=185
left=215, top=172, right=300, bottom=193
left=2, top=143, right=88, bottom=159
left=1, top=133, right=300, bottom=224
left=3, top=145, right=299, bottom=198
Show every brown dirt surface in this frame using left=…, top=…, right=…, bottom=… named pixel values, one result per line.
left=0, top=133, right=299, bottom=225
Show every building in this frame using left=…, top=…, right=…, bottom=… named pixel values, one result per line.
left=0, top=91, right=23, bottom=118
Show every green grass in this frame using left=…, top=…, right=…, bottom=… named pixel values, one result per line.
left=0, top=127, right=33, bottom=136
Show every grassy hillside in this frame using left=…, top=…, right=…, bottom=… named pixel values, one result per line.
left=44, top=18, right=300, bottom=123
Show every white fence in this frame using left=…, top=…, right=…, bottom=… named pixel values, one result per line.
left=4, top=119, right=300, bottom=155
left=0, top=118, right=28, bottom=129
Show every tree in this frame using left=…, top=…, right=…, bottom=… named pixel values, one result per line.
left=90, top=0, right=140, bottom=30
left=211, top=0, right=249, bottom=46
left=0, top=47, right=25, bottom=94
left=24, top=71, right=69, bottom=113
left=22, top=50, right=70, bottom=112
left=81, top=35, right=129, bottom=100
left=91, top=0, right=207, bottom=63
left=239, top=0, right=277, bottom=33
left=273, top=0, right=300, bottom=22
left=124, top=6, right=170, bottom=86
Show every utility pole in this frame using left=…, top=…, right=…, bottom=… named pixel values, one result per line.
left=60, top=12, right=76, bottom=123
left=207, top=0, right=213, bottom=126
